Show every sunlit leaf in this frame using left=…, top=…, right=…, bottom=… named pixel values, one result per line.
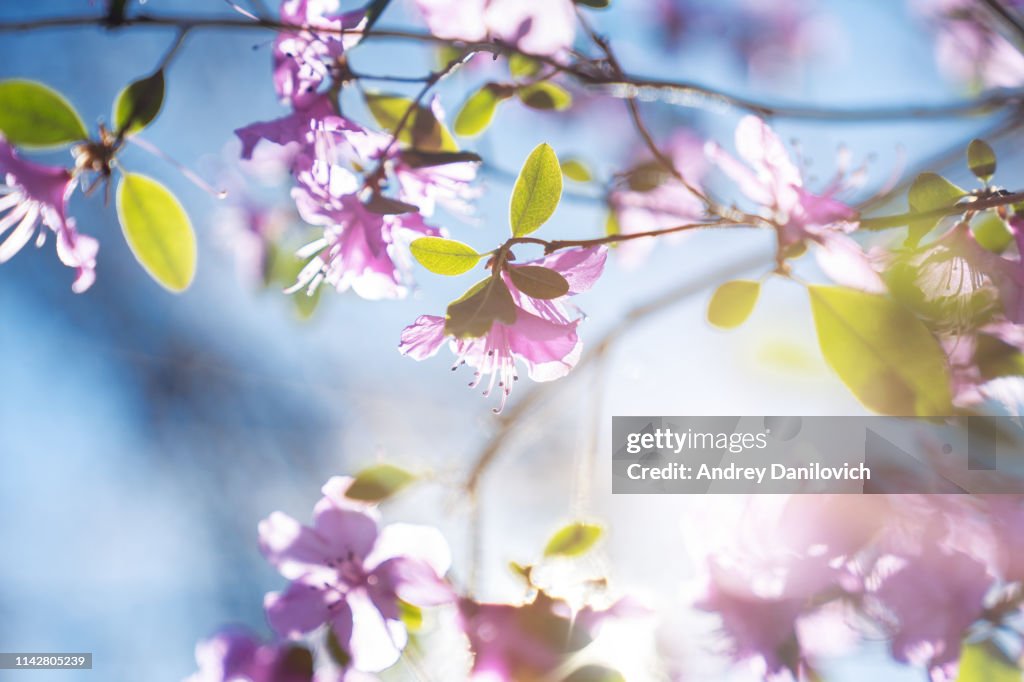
left=544, top=522, right=603, bottom=558
left=445, top=276, right=518, bottom=338
left=364, top=92, right=457, bottom=152
left=398, top=600, right=423, bottom=632
left=116, top=172, right=197, bottom=292
left=509, top=54, right=542, bottom=78
left=454, top=84, right=510, bottom=138
left=410, top=237, right=482, bottom=276
left=113, top=70, right=165, bottom=136
left=563, top=666, right=626, bottom=682
left=510, top=143, right=563, bottom=237
left=518, top=82, right=572, bottom=111
left=561, top=158, right=593, bottom=183
left=707, top=280, right=760, bottom=329
left=0, top=80, right=88, bottom=148
left=508, top=265, right=570, bottom=299
left=400, top=149, right=482, bottom=168
left=346, top=464, right=418, bottom=502
left=972, top=212, right=1013, bottom=253
left=967, top=139, right=997, bottom=182
left=956, top=642, right=1021, bottom=682
left=808, top=286, right=952, bottom=416
left=906, top=172, right=967, bottom=246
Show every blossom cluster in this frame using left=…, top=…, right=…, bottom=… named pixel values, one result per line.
left=186, top=475, right=640, bottom=681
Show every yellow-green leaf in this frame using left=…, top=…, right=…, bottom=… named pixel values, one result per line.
left=364, top=92, right=457, bottom=152
left=509, top=53, right=541, bottom=78
left=517, top=82, right=572, bottom=111
left=507, top=265, right=570, bottom=299
left=346, top=464, right=418, bottom=502
left=544, top=522, right=603, bottom=558
left=956, top=642, right=1021, bottom=682
left=561, top=158, right=593, bottom=183
left=972, top=212, right=1013, bottom=253
left=564, top=666, right=626, bottom=682
left=116, top=172, right=197, bottom=293
left=0, top=80, right=87, bottom=148
left=445, top=276, right=518, bottom=339
left=454, top=84, right=509, bottom=138
left=510, top=143, right=563, bottom=237
left=967, top=139, right=997, bottom=182
left=113, top=70, right=165, bottom=136
left=707, top=280, right=760, bottom=329
left=410, top=237, right=482, bottom=276
left=808, top=286, right=952, bottom=416
left=907, top=172, right=966, bottom=246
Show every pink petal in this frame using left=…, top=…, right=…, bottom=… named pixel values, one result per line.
left=398, top=315, right=448, bottom=360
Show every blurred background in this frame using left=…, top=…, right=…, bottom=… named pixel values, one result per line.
left=0, top=1, right=1018, bottom=679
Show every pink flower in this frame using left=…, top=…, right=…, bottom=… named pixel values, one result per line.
left=414, top=0, right=576, bottom=57
left=705, top=115, right=881, bottom=289
left=609, top=130, right=708, bottom=267
left=458, top=593, right=634, bottom=681
left=288, top=156, right=441, bottom=299
left=692, top=496, right=881, bottom=678
left=235, top=95, right=361, bottom=162
left=274, top=0, right=366, bottom=108
left=186, top=627, right=315, bottom=682
left=866, top=501, right=993, bottom=681
left=0, top=137, right=97, bottom=293
left=914, top=0, right=1024, bottom=89
left=259, top=477, right=453, bottom=672
left=399, top=247, right=607, bottom=411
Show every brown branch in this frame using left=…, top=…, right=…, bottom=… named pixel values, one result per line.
left=1, top=13, right=1023, bottom=123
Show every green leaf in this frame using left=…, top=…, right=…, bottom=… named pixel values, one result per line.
left=410, top=237, right=482, bottom=276
left=808, top=286, right=953, bottom=416
left=508, top=265, right=570, bottom=299
left=113, top=70, right=165, bottom=136
left=956, top=642, right=1021, bottom=682
left=346, top=464, right=418, bottom=502
left=906, top=172, right=967, bottom=246
left=967, top=139, right=997, bottom=182
left=517, top=82, right=573, bottom=111
left=707, top=280, right=760, bottom=329
left=0, top=80, right=88, bottom=148
left=509, top=54, right=542, bottom=78
left=972, top=212, right=1013, bottom=253
left=574, top=0, right=611, bottom=8
left=510, top=143, right=563, bottom=237
left=561, top=158, right=593, bottom=183
left=365, top=92, right=457, bottom=152
left=454, top=84, right=509, bottom=138
left=563, top=666, right=626, bottom=682
left=364, top=193, right=419, bottom=215
left=605, top=210, right=621, bottom=239
left=278, top=646, right=315, bottom=680
left=325, top=628, right=351, bottom=668
left=445, top=276, right=518, bottom=338
left=544, top=522, right=603, bottom=558
left=116, top=172, right=197, bottom=292
left=400, top=149, right=482, bottom=168
left=398, top=599, right=424, bottom=632
left=625, top=160, right=671, bottom=192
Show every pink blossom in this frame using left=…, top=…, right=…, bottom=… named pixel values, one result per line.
left=274, top=0, right=366, bottom=108
left=866, top=499, right=994, bottom=681
left=186, top=627, right=315, bottom=682
left=458, top=593, right=632, bottom=681
left=609, top=131, right=708, bottom=267
left=705, top=115, right=881, bottom=289
left=235, top=95, right=361, bottom=163
left=288, top=156, right=441, bottom=299
left=399, top=247, right=607, bottom=411
left=914, top=0, right=1024, bottom=88
left=0, top=137, right=97, bottom=293
left=692, top=496, right=882, bottom=678
left=414, top=0, right=576, bottom=57
left=259, top=478, right=453, bottom=672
